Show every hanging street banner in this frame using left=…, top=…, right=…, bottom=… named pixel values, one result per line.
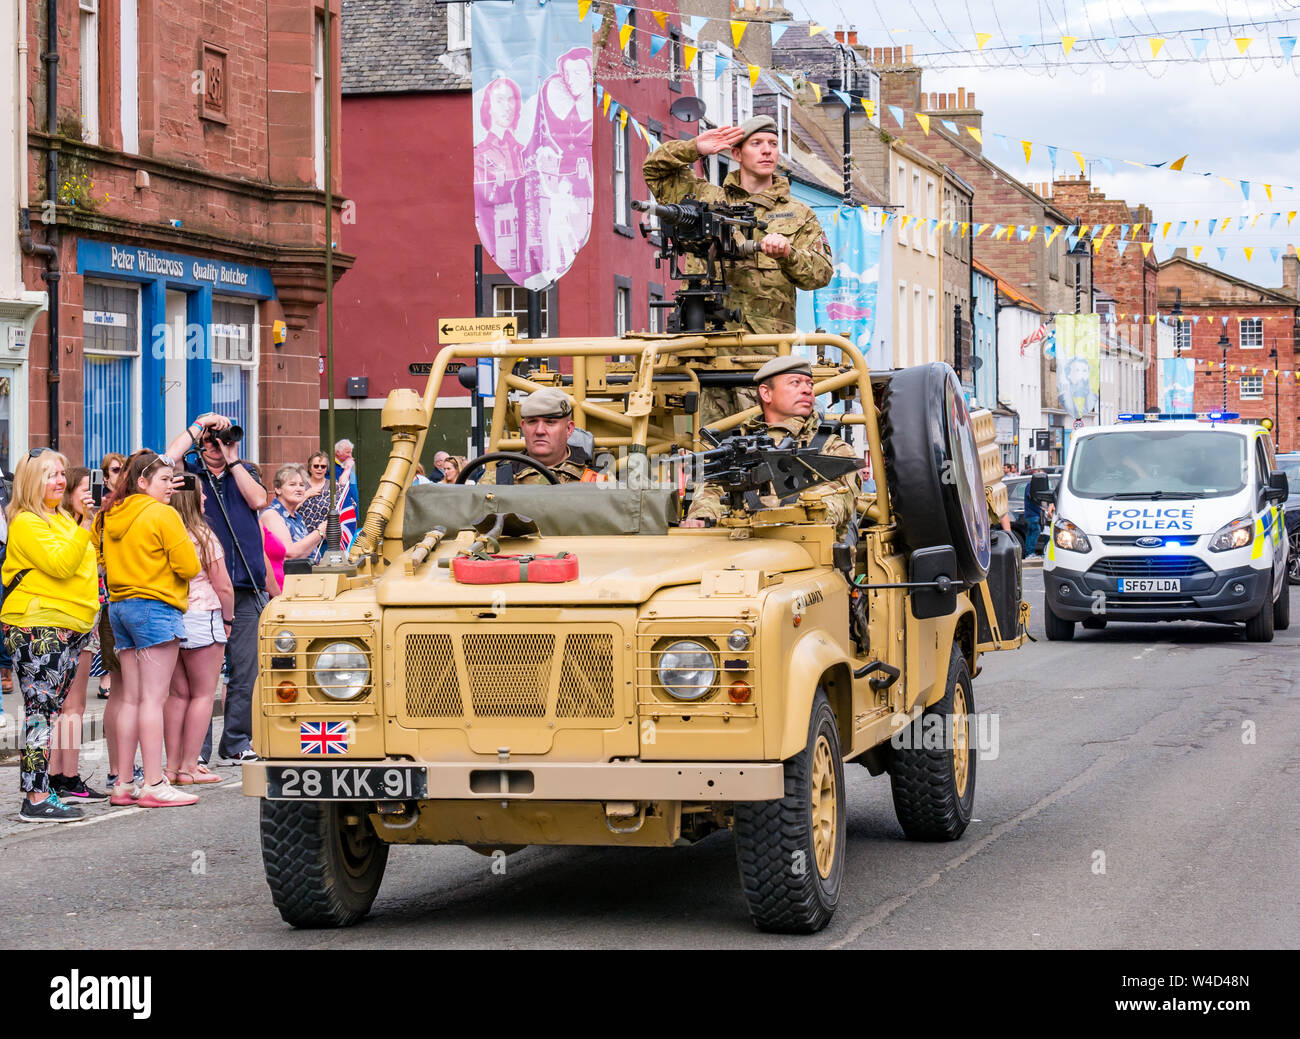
left=1055, top=313, right=1102, bottom=421
left=472, top=0, right=593, bottom=291
left=809, top=207, right=885, bottom=370
left=1160, top=356, right=1196, bottom=412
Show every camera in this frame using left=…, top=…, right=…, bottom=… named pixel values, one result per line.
left=203, top=424, right=243, bottom=447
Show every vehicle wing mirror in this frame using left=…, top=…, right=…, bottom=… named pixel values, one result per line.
left=909, top=545, right=961, bottom=620
left=1267, top=470, right=1288, bottom=504
left=1028, top=473, right=1054, bottom=505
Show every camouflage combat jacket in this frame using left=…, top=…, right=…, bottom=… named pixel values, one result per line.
left=504, top=449, right=602, bottom=485
left=685, top=412, right=860, bottom=537
left=642, top=139, right=833, bottom=334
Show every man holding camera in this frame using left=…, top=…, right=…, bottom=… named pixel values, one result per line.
left=165, top=413, right=269, bottom=765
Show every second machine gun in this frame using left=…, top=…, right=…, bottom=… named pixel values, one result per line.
left=685, top=431, right=861, bottom=516
left=633, top=196, right=767, bottom=334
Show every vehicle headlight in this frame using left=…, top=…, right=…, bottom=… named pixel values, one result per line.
left=312, top=642, right=370, bottom=700
left=656, top=640, right=717, bottom=701
left=1209, top=516, right=1254, bottom=552
left=727, top=628, right=751, bottom=651
left=1052, top=518, right=1092, bottom=553
left=273, top=630, right=297, bottom=653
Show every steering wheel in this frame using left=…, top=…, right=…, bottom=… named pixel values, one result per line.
left=454, top=451, right=559, bottom=486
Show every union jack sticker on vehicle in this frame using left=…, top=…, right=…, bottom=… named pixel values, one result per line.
left=300, top=720, right=350, bottom=755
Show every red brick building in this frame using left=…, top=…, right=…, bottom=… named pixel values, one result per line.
left=336, top=0, right=693, bottom=477
left=1049, top=176, right=1160, bottom=405
left=20, top=0, right=346, bottom=470
left=1157, top=249, right=1300, bottom=451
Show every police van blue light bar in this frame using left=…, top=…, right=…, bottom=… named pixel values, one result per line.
left=1117, top=412, right=1238, bottom=422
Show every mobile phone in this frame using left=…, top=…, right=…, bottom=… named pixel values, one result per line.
left=177, top=473, right=198, bottom=492
left=90, top=469, right=105, bottom=506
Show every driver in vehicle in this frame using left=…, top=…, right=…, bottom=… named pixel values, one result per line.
left=500, top=388, right=606, bottom=484
left=680, top=356, right=860, bottom=536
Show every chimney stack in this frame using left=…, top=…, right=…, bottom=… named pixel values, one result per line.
left=958, top=87, right=966, bottom=107
left=835, top=27, right=845, bottom=43
left=905, top=44, right=913, bottom=62
left=1283, top=244, right=1299, bottom=299
left=849, top=30, right=858, bottom=45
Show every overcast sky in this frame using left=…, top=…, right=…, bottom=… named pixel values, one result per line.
left=793, top=0, right=1300, bottom=288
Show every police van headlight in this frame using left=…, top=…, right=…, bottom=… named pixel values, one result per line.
left=1208, top=516, right=1254, bottom=552
left=312, top=642, right=370, bottom=700
left=656, top=640, right=717, bottom=701
left=1052, top=518, right=1091, bottom=553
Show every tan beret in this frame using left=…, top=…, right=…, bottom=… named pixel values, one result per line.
left=736, top=115, right=778, bottom=147
left=754, top=354, right=813, bottom=384
left=520, top=387, right=573, bottom=419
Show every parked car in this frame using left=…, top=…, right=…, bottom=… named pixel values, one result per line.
left=1276, top=452, right=1300, bottom=584
left=1004, top=473, right=1060, bottom=555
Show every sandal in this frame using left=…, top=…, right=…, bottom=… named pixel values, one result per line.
left=163, top=768, right=181, bottom=785
left=96, top=682, right=110, bottom=699
left=179, top=770, right=222, bottom=785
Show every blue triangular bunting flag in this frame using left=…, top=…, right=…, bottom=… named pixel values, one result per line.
left=943, top=119, right=958, bottom=134
left=614, top=4, right=631, bottom=29
left=888, top=104, right=904, bottom=126
left=649, top=34, right=667, bottom=58
left=770, top=24, right=789, bottom=47
left=1192, top=38, right=1208, bottom=58
left=1280, top=36, right=1297, bottom=60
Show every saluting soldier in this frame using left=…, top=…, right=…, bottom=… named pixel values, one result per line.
left=680, top=356, right=860, bottom=538
left=643, top=116, right=833, bottom=424
left=497, top=388, right=605, bottom=484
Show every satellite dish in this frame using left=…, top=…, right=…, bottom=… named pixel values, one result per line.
left=969, top=355, right=984, bottom=371
left=669, top=96, right=707, bottom=123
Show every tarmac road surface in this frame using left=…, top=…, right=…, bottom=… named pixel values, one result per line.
left=2, top=572, right=1296, bottom=949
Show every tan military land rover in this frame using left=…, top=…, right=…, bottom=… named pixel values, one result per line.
left=243, top=327, right=1026, bottom=934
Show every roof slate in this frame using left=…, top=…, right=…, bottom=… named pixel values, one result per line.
left=342, top=0, right=471, bottom=95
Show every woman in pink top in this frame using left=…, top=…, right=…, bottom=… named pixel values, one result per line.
left=164, top=484, right=234, bottom=785
left=263, top=522, right=286, bottom=594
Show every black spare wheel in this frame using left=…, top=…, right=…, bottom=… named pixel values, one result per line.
left=881, top=363, right=991, bottom=583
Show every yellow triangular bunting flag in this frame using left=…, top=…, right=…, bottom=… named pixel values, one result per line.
left=652, top=11, right=667, bottom=29
left=602, top=92, right=612, bottom=115
left=1100, top=224, right=1115, bottom=240
left=966, top=126, right=983, bottom=145
left=619, top=23, right=633, bottom=51
left=1149, top=37, right=1166, bottom=58
left=684, top=44, right=697, bottom=68
left=1149, top=315, right=1157, bottom=325
left=1264, top=184, right=1273, bottom=201
left=731, top=20, right=747, bottom=50
left=976, top=32, right=993, bottom=49
left=916, top=113, right=931, bottom=135
left=900, top=215, right=912, bottom=230
left=1244, top=247, right=1254, bottom=261
left=810, top=24, right=827, bottom=37
left=861, top=98, right=875, bottom=119
left=1141, top=242, right=1153, bottom=256
left=1027, top=225, right=1038, bottom=241
left=1161, top=221, right=1171, bottom=238
left=1289, top=212, right=1297, bottom=225
left=810, top=82, right=821, bottom=103
left=748, top=64, right=760, bottom=87
left=1062, top=36, right=1077, bottom=56
left=1046, top=226, right=1062, bottom=245
left=578, top=0, right=592, bottom=21
left=1022, top=140, right=1032, bottom=163
left=1193, top=245, right=1204, bottom=260
left=1235, top=37, right=1252, bottom=54
left=1169, top=154, right=1187, bottom=170
left=619, top=108, right=628, bottom=128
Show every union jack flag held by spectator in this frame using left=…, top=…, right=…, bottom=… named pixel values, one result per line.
left=300, top=720, right=350, bottom=755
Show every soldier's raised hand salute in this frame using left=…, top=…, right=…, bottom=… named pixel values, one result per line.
left=695, top=125, right=746, bottom=156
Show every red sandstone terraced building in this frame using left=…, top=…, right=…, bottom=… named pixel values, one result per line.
left=16, top=0, right=347, bottom=471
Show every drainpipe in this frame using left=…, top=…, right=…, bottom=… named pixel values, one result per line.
left=19, top=0, right=61, bottom=448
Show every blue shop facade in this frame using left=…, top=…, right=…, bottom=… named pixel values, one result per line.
left=76, top=240, right=276, bottom=465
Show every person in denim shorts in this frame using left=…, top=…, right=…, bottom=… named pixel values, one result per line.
left=100, top=452, right=201, bottom=808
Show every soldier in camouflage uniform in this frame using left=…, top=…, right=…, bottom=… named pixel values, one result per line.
left=496, top=387, right=605, bottom=484
left=680, top=356, right=860, bottom=538
left=643, top=116, right=833, bottom=426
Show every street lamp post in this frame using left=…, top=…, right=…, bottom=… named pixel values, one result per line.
left=1269, top=346, right=1279, bottom=445
left=1218, top=331, right=1230, bottom=413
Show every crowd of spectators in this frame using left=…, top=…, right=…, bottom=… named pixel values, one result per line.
left=0, top=416, right=468, bottom=822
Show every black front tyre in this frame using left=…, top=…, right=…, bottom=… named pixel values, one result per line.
left=888, top=646, right=976, bottom=841
left=734, top=690, right=845, bottom=934
left=1273, top=578, right=1290, bottom=631
left=260, top=799, right=389, bottom=928
left=1245, top=573, right=1276, bottom=642
left=1043, top=598, right=1076, bottom=641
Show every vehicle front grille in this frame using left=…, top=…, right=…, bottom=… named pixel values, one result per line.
left=403, top=630, right=617, bottom=721
left=1100, top=536, right=1200, bottom=547
left=1089, top=556, right=1211, bottom=579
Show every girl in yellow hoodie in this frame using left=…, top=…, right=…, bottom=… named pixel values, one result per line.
left=1, top=449, right=99, bottom=823
left=100, top=452, right=201, bottom=808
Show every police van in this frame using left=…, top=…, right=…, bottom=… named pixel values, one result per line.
left=1035, top=413, right=1290, bottom=642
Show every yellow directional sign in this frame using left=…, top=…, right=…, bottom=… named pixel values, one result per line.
left=437, top=316, right=516, bottom=343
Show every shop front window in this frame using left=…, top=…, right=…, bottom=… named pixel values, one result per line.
left=83, top=280, right=140, bottom=463
left=212, top=298, right=258, bottom=458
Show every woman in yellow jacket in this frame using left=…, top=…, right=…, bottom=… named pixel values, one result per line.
left=100, top=452, right=201, bottom=808
left=2, top=449, right=99, bottom=823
